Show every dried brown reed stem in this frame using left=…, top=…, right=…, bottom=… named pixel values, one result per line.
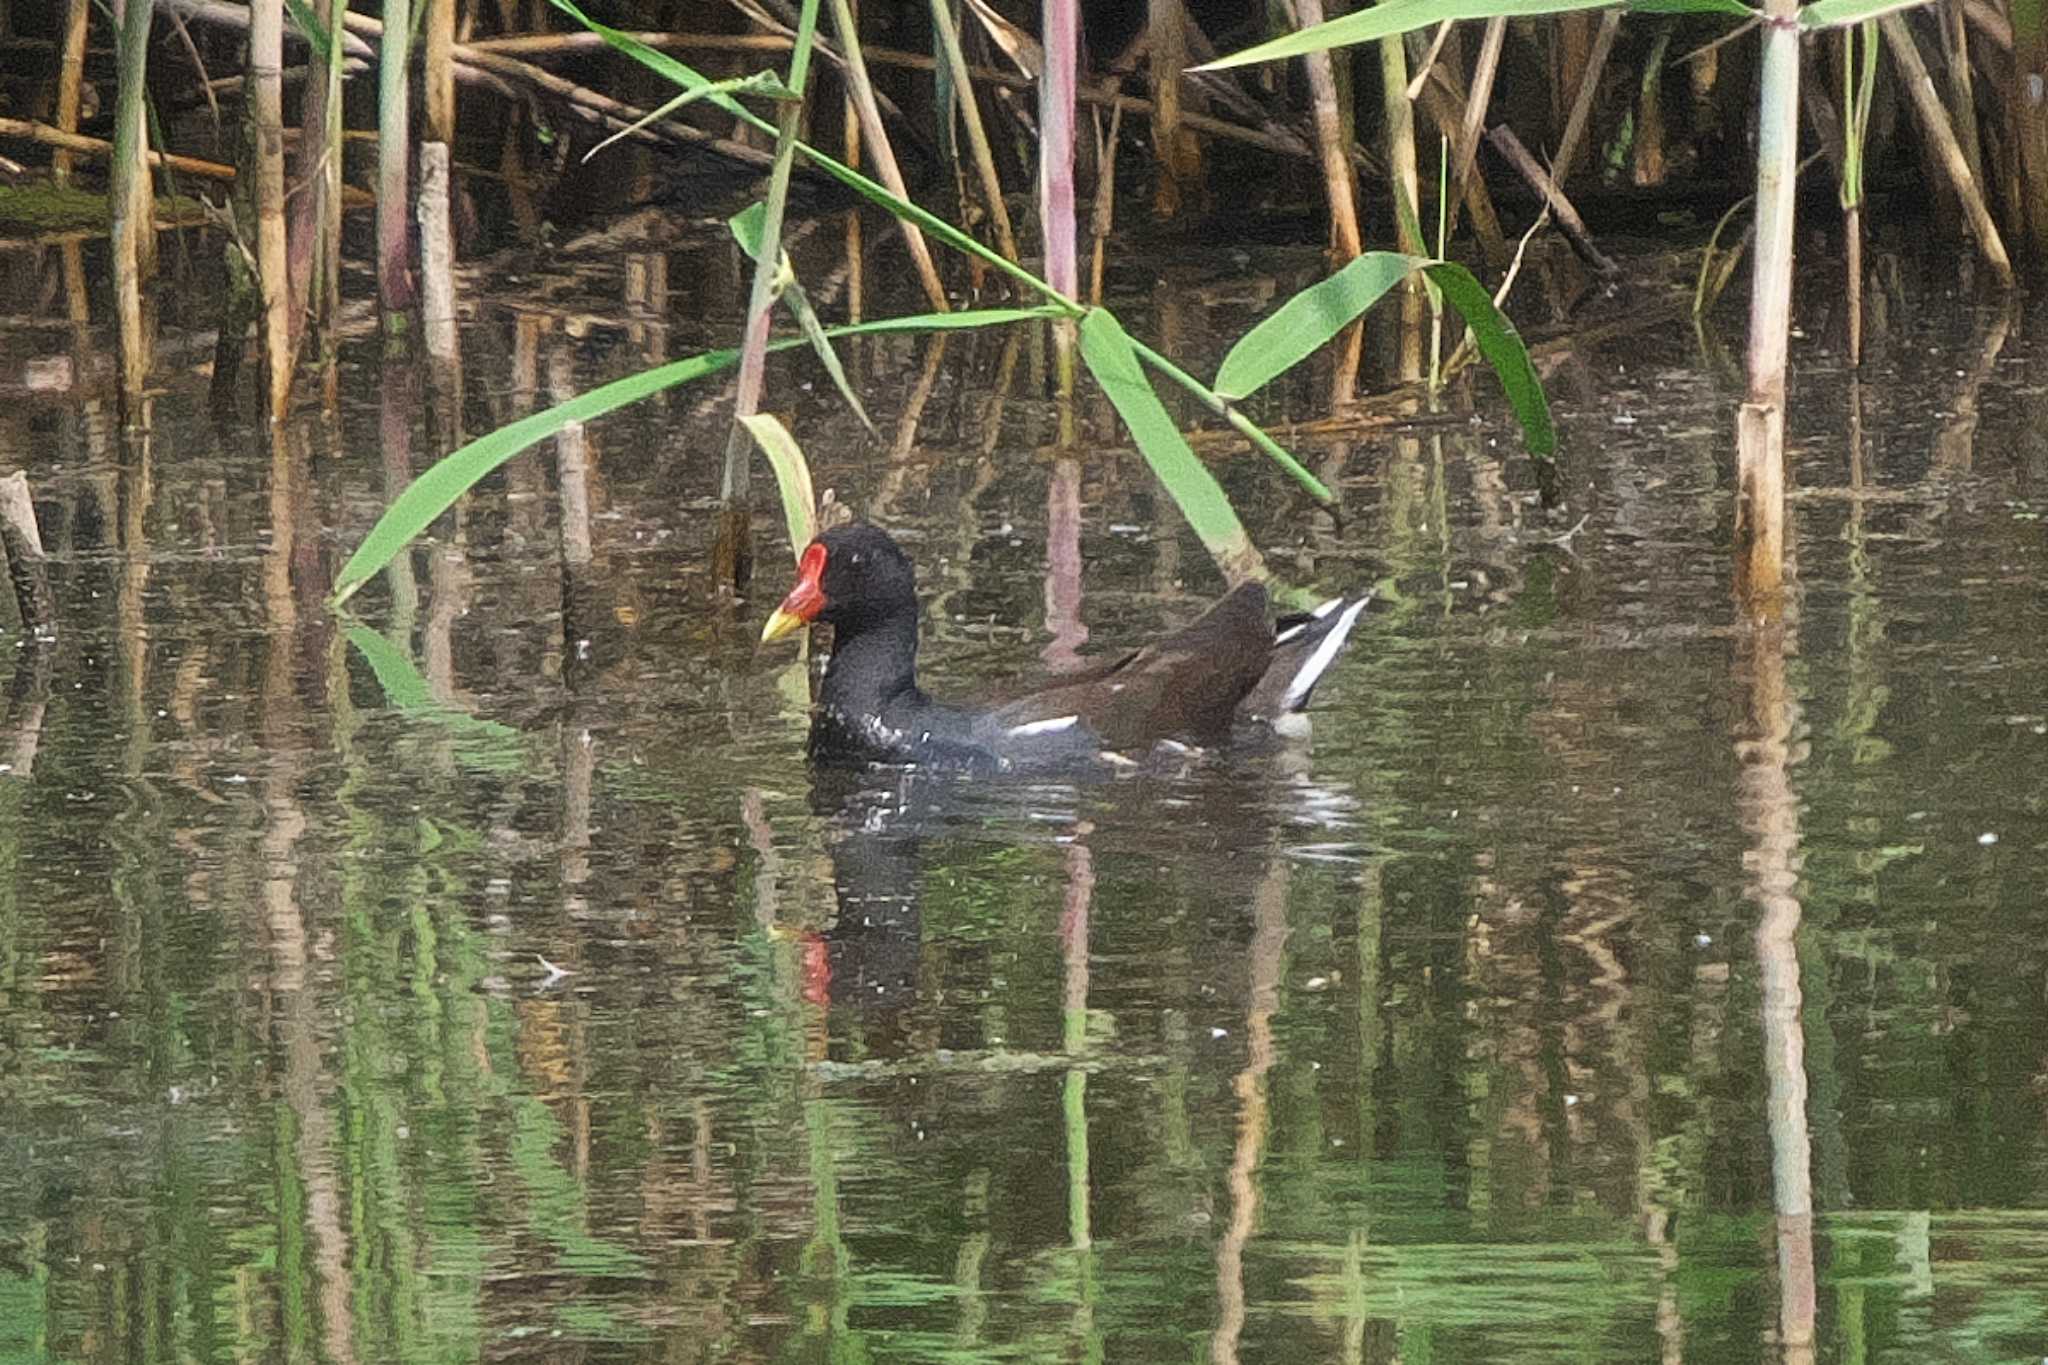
left=0, top=116, right=245, bottom=183
left=420, top=0, right=458, bottom=374
left=1553, top=9, right=1619, bottom=188
left=1880, top=12, right=2012, bottom=284
left=1484, top=125, right=1616, bottom=275
left=1633, top=24, right=1672, bottom=184
left=164, top=0, right=375, bottom=59
left=1452, top=18, right=1505, bottom=205
left=291, top=0, right=348, bottom=363
left=930, top=0, right=1019, bottom=262
left=798, top=0, right=951, bottom=308
left=1939, top=3, right=1984, bottom=188
left=1148, top=0, right=1201, bottom=215
left=54, top=0, right=89, bottom=185
left=1379, top=27, right=1424, bottom=382
left=1412, top=73, right=1507, bottom=265
left=717, top=0, right=822, bottom=593
left=1088, top=96, right=1123, bottom=305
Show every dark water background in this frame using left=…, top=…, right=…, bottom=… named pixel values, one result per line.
left=1, top=223, right=2044, bottom=1363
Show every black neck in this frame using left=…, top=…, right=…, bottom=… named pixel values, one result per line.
left=821, top=610, right=922, bottom=717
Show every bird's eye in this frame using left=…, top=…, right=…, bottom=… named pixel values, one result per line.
left=850, top=553, right=862, bottom=565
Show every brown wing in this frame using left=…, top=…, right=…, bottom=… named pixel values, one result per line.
left=989, top=583, right=1273, bottom=750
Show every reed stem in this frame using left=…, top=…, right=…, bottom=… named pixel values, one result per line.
left=1379, top=15, right=1423, bottom=382
left=54, top=0, right=90, bottom=185
left=717, top=0, right=824, bottom=590
left=426, top=0, right=457, bottom=143
left=1880, top=12, right=2013, bottom=285
left=250, top=0, right=293, bottom=423
left=1040, top=0, right=1080, bottom=395
left=1292, top=0, right=1362, bottom=404
left=824, top=0, right=950, bottom=310
left=929, top=0, right=1020, bottom=261
left=109, top=0, right=158, bottom=424
left=378, top=0, right=415, bottom=329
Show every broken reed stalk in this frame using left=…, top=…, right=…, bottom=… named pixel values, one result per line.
left=420, top=0, right=458, bottom=373
left=928, top=0, right=1021, bottom=262
left=54, top=0, right=90, bottom=184
left=109, top=0, right=158, bottom=425
left=1879, top=12, right=2014, bottom=285
left=1738, top=0, right=1801, bottom=611
left=549, top=329, right=594, bottom=569
left=824, top=0, right=951, bottom=311
left=419, top=143, right=459, bottom=368
left=378, top=0, right=415, bottom=329
left=0, top=473, right=55, bottom=639
left=426, top=0, right=456, bottom=144
left=251, top=0, right=293, bottom=424
left=717, top=0, right=823, bottom=592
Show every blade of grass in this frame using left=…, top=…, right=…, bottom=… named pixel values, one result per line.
left=1077, top=309, right=1264, bottom=585
left=583, top=70, right=796, bottom=165
left=284, top=0, right=334, bottom=64
left=1798, top=0, right=1926, bottom=24
left=344, top=624, right=528, bottom=771
left=548, top=0, right=1069, bottom=311
left=1195, top=0, right=1621, bottom=71
left=1125, top=338, right=1335, bottom=505
left=783, top=280, right=877, bottom=436
left=1215, top=252, right=1421, bottom=401
left=739, top=413, right=819, bottom=556
left=1420, top=260, right=1555, bottom=456
left=730, top=204, right=877, bottom=436
left=331, top=306, right=1061, bottom=605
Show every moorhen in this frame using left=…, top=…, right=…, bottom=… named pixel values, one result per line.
left=760, top=524, right=1368, bottom=770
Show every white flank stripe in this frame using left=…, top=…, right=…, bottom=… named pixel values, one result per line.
left=1282, top=596, right=1369, bottom=711
left=1276, top=598, right=1344, bottom=645
left=1008, top=715, right=1079, bottom=738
